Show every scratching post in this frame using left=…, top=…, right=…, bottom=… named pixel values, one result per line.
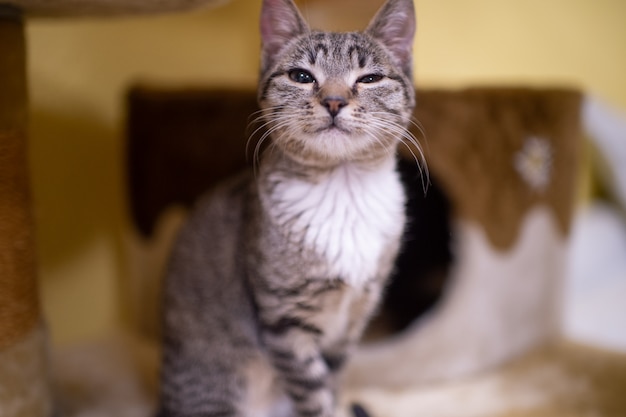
left=0, top=1, right=226, bottom=414
left=0, top=5, right=53, bottom=416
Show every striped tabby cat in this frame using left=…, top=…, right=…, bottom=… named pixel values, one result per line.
left=158, top=0, right=417, bottom=415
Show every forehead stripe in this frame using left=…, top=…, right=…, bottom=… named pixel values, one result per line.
left=348, top=45, right=368, bottom=68
left=305, top=42, right=329, bottom=65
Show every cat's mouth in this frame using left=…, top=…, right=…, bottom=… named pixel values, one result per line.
left=317, top=119, right=350, bottom=135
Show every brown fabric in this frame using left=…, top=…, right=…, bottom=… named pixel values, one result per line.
left=0, top=10, right=40, bottom=349
left=126, top=86, right=256, bottom=237
left=409, top=88, right=582, bottom=249
left=0, top=7, right=27, bottom=130
left=126, top=86, right=581, bottom=251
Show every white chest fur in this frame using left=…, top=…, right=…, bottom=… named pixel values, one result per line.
left=263, top=160, right=405, bottom=287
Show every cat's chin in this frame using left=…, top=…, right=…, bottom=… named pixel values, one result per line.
left=311, top=127, right=354, bottom=146
left=276, top=134, right=395, bottom=169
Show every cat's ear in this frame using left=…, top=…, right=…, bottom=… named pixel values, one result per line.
left=260, top=0, right=309, bottom=71
left=366, top=0, right=415, bottom=77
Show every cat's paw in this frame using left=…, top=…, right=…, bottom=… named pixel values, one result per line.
left=351, top=403, right=372, bottom=417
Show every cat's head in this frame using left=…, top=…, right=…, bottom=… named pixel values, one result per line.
left=257, top=0, right=416, bottom=167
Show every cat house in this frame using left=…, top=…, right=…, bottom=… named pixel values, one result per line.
left=124, top=85, right=582, bottom=388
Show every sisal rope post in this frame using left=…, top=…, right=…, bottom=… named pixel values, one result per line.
left=0, top=5, right=53, bottom=416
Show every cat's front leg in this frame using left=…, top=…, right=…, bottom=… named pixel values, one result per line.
left=261, top=328, right=337, bottom=417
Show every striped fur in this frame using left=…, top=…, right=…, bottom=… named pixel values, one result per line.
left=158, top=0, right=416, bottom=416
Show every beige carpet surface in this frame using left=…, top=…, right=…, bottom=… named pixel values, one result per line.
left=52, top=335, right=626, bottom=417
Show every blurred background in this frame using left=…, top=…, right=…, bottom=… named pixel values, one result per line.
left=25, top=0, right=625, bottom=350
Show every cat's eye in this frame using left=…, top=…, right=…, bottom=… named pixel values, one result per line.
left=357, top=74, right=384, bottom=84
left=288, top=69, right=316, bottom=84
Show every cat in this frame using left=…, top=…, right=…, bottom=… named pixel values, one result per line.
left=157, top=0, right=417, bottom=415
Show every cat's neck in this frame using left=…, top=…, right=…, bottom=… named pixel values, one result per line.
left=256, top=148, right=405, bottom=286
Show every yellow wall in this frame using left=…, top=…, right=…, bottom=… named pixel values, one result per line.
left=25, top=0, right=626, bottom=346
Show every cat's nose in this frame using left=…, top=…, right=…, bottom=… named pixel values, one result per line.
left=321, top=96, right=348, bottom=117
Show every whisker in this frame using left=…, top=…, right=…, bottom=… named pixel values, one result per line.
left=251, top=118, right=294, bottom=174
left=246, top=111, right=294, bottom=167
left=366, top=115, right=430, bottom=193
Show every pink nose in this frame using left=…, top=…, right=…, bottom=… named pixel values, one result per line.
left=321, top=96, right=347, bottom=117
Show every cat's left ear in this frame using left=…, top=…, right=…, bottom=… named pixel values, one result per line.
left=260, top=0, right=309, bottom=72
left=366, top=0, right=416, bottom=77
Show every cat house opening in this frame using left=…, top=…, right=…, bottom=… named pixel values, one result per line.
left=368, top=160, right=453, bottom=338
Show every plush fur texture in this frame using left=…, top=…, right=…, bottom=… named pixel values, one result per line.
left=157, top=0, right=417, bottom=416
left=406, top=89, right=581, bottom=250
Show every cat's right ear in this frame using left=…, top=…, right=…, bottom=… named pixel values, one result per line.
left=366, top=0, right=415, bottom=78
left=260, top=0, right=309, bottom=72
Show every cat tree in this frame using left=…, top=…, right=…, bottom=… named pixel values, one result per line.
left=0, top=2, right=223, bottom=416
